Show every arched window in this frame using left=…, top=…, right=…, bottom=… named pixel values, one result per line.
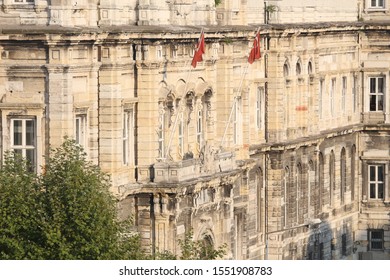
left=351, top=145, right=356, bottom=201
left=318, top=153, right=324, bottom=215
left=296, top=163, right=303, bottom=224
left=283, top=167, right=290, bottom=228
left=308, top=61, right=313, bottom=75
left=308, top=160, right=316, bottom=218
left=329, top=151, right=335, bottom=206
left=340, top=148, right=346, bottom=204
left=283, top=62, right=290, bottom=77
left=296, top=60, right=302, bottom=75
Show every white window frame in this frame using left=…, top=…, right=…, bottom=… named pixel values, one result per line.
left=123, top=110, right=134, bottom=166
left=368, top=164, right=384, bottom=200
left=369, top=76, right=384, bottom=112
left=75, top=114, right=87, bottom=148
left=369, top=0, right=385, bottom=9
left=10, top=118, right=36, bottom=170
left=256, top=87, right=264, bottom=130
left=156, top=45, right=163, bottom=60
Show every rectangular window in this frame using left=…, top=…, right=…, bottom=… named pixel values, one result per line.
left=75, top=114, right=87, bottom=148
left=330, top=78, right=336, bottom=117
left=256, top=87, right=264, bottom=130
left=123, top=110, right=134, bottom=165
left=368, top=229, right=384, bottom=250
left=370, top=0, right=385, bottom=8
left=369, top=77, right=384, bottom=111
left=232, top=0, right=240, bottom=12
left=156, top=46, right=163, bottom=60
left=11, top=118, right=36, bottom=170
left=368, top=165, right=384, bottom=199
left=178, top=113, right=184, bottom=156
left=13, top=0, right=34, bottom=3
left=353, top=76, right=357, bottom=113
left=196, top=110, right=203, bottom=149
left=342, top=77, right=347, bottom=113
left=319, top=80, right=324, bottom=118
left=342, top=233, right=347, bottom=256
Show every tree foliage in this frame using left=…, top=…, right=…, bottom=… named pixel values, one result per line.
left=0, top=139, right=227, bottom=260
left=156, top=229, right=227, bottom=260
left=0, top=139, right=144, bottom=260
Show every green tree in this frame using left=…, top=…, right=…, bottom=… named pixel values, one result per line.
left=156, top=229, right=227, bottom=260
left=0, top=139, right=144, bottom=260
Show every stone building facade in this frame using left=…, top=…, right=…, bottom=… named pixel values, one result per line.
left=0, top=0, right=389, bottom=260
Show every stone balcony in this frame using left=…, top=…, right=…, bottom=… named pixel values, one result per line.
left=153, top=150, right=237, bottom=184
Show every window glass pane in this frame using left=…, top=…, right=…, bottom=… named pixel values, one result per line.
left=378, top=78, right=384, bottom=93
left=377, top=183, right=384, bottom=199
left=378, top=95, right=383, bottom=111
left=370, top=183, right=376, bottom=198
left=377, top=165, right=384, bottom=181
left=13, top=120, right=23, bottom=146
left=26, top=120, right=35, bottom=146
left=379, top=0, right=384, bottom=7
left=370, top=78, right=376, bottom=93
left=370, top=95, right=377, bottom=111
left=371, top=241, right=382, bottom=249
left=371, top=0, right=376, bottom=7
left=26, top=149, right=35, bottom=166
left=75, top=118, right=80, bottom=144
left=371, top=231, right=383, bottom=239
left=370, top=166, right=376, bottom=180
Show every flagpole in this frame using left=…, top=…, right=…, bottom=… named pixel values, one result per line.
left=220, top=63, right=249, bottom=149
left=163, top=29, right=204, bottom=160
left=220, top=28, right=260, bottom=149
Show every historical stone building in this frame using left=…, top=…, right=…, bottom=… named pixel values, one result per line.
left=0, top=0, right=389, bottom=260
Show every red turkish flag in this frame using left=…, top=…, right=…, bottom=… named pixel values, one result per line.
left=191, top=31, right=205, bottom=68
left=248, top=31, right=261, bottom=64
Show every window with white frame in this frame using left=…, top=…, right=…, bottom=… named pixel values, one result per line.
left=123, top=110, right=134, bottom=165
left=369, top=0, right=385, bottom=8
left=369, top=77, right=384, bottom=112
left=156, top=45, right=163, bottom=60
left=11, top=118, right=36, bottom=170
left=75, top=114, right=87, bottom=148
left=256, top=87, right=264, bottom=130
left=368, top=229, right=384, bottom=250
left=368, top=164, right=384, bottom=199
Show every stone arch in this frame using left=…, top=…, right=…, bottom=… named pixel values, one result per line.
left=340, top=147, right=347, bottom=204
left=296, top=58, right=302, bottom=75
left=283, top=60, right=290, bottom=77
left=308, top=60, right=314, bottom=75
